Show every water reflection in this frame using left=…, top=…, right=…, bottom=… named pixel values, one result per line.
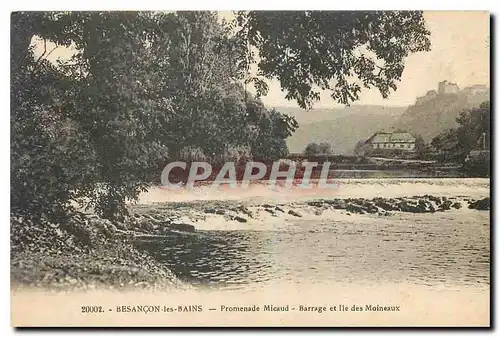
left=137, top=215, right=490, bottom=291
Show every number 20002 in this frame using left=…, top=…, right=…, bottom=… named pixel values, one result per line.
left=81, top=306, right=104, bottom=313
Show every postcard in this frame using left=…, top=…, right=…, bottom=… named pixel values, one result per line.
left=10, top=10, right=490, bottom=327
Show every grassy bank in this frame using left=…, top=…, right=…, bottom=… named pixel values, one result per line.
left=10, top=214, right=187, bottom=291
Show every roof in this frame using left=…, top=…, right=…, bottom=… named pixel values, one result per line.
left=367, top=132, right=416, bottom=144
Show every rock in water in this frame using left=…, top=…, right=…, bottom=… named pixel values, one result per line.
left=345, top=203, right=365, bottom=214
left=330, top=199, right=347, bottom=209
left=424, top=194, right=442, bottom=205
left=438, top=200, right=453, bottom=212
left=468, top=198, right=490, bottom=210
left=170, top=222, right=196, bottom=232
left=397, top=200, right=424, bottom=213
left=428, top=204, right=436, bottom=213
left=288, top=210, right=302, bottom=217
left=362, top=201, right=378, bottom=214
left=373, top=198, right=397, bottom=211
left=264, top=208, right=277, bottom=216
left=233, top=205, right=253, bottom=218
left=231, top=216, right=247, bottom=223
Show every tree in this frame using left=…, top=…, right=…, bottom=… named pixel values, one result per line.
left=455, top=101, right=490, bottom=155
left=250, top=105, right=298, bottom=160
left=147, top=12, right=246, bottom=157
left=414, top=135, right=427, bottom=159
left=304, top=142, right=320, bottom=156
left=430, top=101, right=490, bottom=162
left=236, top=11, right=431, bottom=109
left=144, top=12, right=298, bottom=162
left=304, top=141, right=333, bottom=156
left=11, top=11, right=299, bottom=222
left=318, top=142, right=333, bottom=155
left=354, top=140, right=372, bottom=156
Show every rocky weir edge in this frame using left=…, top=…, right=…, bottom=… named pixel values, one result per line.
left=11, top=195, right=490, bottom=291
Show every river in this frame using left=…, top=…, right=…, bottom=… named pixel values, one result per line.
left=135, top=178, right=490, bottom=292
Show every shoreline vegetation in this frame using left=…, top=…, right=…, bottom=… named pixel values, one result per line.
left=11, top=191, right=490, bottom=291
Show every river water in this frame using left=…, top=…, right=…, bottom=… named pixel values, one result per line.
left=136, top=178, right=490, bottom=292
left=139, top=211, right=490, bottom=291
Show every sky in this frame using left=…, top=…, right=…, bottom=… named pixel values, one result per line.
left=253, top=11, right=490, bottom=109
left=33, top=11, right=490, bottom=109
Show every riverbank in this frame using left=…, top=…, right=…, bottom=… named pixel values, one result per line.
left=10, top=214, right=186, bottom=291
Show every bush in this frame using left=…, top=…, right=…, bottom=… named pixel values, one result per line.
left=178, top=146, right=207, bottom=163
left=211, top=145, right=252, bottom=166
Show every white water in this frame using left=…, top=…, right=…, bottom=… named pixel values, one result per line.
left=136, top=178, right=489, bottom=204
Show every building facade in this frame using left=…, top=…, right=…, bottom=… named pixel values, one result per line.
left=365, top=132, right=416, bottom=152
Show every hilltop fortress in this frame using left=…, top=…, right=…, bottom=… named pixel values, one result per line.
left=415, top=80, right=488, bottom=105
